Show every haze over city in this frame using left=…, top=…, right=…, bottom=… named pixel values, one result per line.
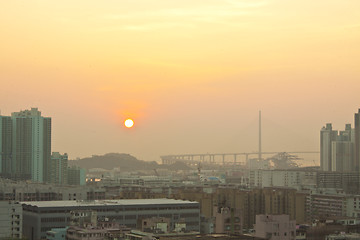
left=3, top=1, right=360, bottom=240
left=1, top=0, right=359, bottom=162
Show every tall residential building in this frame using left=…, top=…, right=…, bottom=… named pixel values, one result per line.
left=0, top=108, right=51, bottom=182
left=0, top=116, right=13, bottom=178
left=355, top=109, right=360, bottom=172
left=332, top=124, right=354, bottom=172
left=68, top=165, right=86, bottom=185
left=50, top=152, right=68, bottom=185
left=321, top=123, right=355, bottom=172
left=332, top=142, right=354, bottom=172
left=320, top=123, right=338, bottom=171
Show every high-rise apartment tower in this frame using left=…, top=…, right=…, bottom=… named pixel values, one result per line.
left=0, top=108, right=51, bottom=182
left=320, top=123, right=338, bottom=171
left=355, top=109, right=360, bottom=172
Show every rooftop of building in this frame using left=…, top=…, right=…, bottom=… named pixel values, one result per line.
left=21, top=198, right=198, bottom=208
left=127, top=230, right=266, bottom=240
left=256, top=214, right=293, bottom=222
left=158, top=234, right=266, bottom=240
left=251, top=167, right=320, bottom=172
left=326, top=233, right=360, bottom=239
left=11, top=108, right=42, bottom=117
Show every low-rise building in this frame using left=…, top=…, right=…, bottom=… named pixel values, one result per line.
left=22, top=199, right=200, bottom=240
left=326, top=233, right=360, bottom=240
left=214, top=206, right=242, bottom=234
left=46, top=227, right=68, bottom=240
left=254, top=214, right=296, bottom=240
left=0, top=178, right=105, bottom=201
left=138, top=217, right=171, bottom=233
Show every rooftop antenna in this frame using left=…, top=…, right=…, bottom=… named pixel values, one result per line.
left=259, top=110, right=262, bottom=161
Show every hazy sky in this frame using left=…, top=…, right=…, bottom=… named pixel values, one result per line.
left=1, top=0, right=359, bottom=164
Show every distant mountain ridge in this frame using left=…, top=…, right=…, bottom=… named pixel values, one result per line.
left=68, top=153, right=191, bottom=172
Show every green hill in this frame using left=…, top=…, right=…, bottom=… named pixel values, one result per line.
left=68, top=153, right=191, bottom=172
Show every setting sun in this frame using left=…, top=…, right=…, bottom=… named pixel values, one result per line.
left=124, top=119, right=134, bottom=128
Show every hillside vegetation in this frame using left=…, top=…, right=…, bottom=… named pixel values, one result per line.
left=68, top=153, right=191, bottom=172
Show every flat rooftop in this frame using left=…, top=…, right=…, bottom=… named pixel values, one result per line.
left=21, top=198, right=198, bottom=208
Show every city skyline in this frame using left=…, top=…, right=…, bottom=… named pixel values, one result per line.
left=1, top=0, right=359, bottom=161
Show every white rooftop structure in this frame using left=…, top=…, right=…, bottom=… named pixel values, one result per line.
left=21, top=198, right=197, bottom=208
left=22, top=198, right=200, bottom=240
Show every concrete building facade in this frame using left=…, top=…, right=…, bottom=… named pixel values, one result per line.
left=320, top=109, right=360, bottom=172
left=50, top=152, right=68, bottom=185
left=309, top=193, right=347, bottom=219
left=21, top=199, right=200, bottom=240
left=68, top=166, right=86, bottom=186
left=0, top=178, right=105, bottom=201
left=138, top=217, right=171, bottom=233
left=213, top=206, right=242, bottom=234
left=316, top=171, right=360, bottom=194
left=0, top=201, right=22, bottom=239
left=0, top=108, right=51, bottom=182
left=46, top=227, right=68, bottom=240
left=320, top=117, right=360, bottom=173
left=254, top=214, right=296, bottom=240
left=355, top=109, right=360, bottom=172
left=346, top=195, right=360, bottom=218
left=331, top=124, right=354, bottom=172
left=321, top=123, right=339, bottom=171
left=250, top=169, right=317, bottom=189
left=262, top=188, right=297, bottom=220
left=0, top=116, right=13, bottom=178
left=332, top=141, right=354, bottom=172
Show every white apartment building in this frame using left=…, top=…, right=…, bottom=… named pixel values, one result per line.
left=250, top=169, right=317, bottom=189
left=0, top=201, right=22, bottom=239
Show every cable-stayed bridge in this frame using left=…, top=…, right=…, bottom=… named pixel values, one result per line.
left=160, top=151, right=319, bottom=166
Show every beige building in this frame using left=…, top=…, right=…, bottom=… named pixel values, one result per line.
left=214, top=206, right=242, bottom=234
left=138, top=217, right=171, bottom=233
left=168, top=185, right=307, bottom=230
left=262, top=188, right=297, bottom=219
left=254, top=215, right=296, bottom=240
left=310, top=193, right=347, bottom=219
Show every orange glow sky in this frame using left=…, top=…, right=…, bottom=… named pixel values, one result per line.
left=1, top=0, right=359, bottom=164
